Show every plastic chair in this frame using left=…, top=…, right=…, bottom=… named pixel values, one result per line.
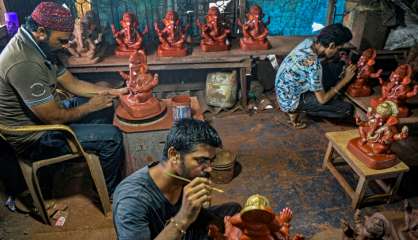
left=0, top=124, right=111, bottom=224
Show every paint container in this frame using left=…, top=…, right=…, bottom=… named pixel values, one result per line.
left=211, top=150, right=236, bottom=184
left=172, top=95, right=191, bottom=121
left=4, top=12, right=19, bottom=36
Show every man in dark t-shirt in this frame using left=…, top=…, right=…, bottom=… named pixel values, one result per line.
left=0, top=2, right=127, bottom=196
left=113, top=119, right=241, bottom=240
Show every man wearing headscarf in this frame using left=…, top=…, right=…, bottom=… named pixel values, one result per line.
left=0, top=2, right=125, bottom=201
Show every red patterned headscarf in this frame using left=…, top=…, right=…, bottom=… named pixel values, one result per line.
left=31, top=2, right=74, bottom=32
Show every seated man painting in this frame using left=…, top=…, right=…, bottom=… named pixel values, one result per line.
left=275, top=23, right=357, bottom=129
left=0, top=2, right=126, bottom=205
left=112, top=119, right=241, bottom=240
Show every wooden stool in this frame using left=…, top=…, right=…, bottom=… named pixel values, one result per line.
left=323, top=130, right=409, bottom=209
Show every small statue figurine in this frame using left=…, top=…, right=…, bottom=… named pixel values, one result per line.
left=347, top=101, right=408, bottom=169
left=399, top=200, right=418, bottom=239
left=154, top=11, right=189, bottom=57
left=116, top=50, right=166, bottom=120
left=342, top=209, right=399, bottom=240
left=209, top=194, right=303, bottom=240
left=371, top=64, right=418, bottom=117
left=63, top=11, right=106, bottom=64
left=237, top=5, right=271, bottom=51
left=196, top=6, right=231, bottom=52
left=347, top=48, right=383, bottom=97
left=111, top=12, right=148, bottom=57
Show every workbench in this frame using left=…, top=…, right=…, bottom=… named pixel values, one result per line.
left=61, top=36, right=306, bottom=106
left=323, top=130, right=409, bottom=209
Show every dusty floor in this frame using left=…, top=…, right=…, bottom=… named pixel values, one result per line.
left=1, top=110, right=418, bottom=240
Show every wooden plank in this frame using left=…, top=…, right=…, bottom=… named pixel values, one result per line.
left=352, top=176, right=367, bottom=209
left=325, top=130, right=409, bottom=177
left=327, top=0, right=336, bottom=25
left=375, top=179, right=391, bottom=193
left=323, top=141, right=334, bottom=170
left=62, top=36, right=306, bottom=72
left=326, top=161, right=355, bottom=199
left=362, top=193, right=392, bottom=203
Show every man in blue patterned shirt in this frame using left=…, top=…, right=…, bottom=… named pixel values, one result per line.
left=275, top=23, right=356, bottom=128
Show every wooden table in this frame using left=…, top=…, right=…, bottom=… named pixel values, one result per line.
left=61, top=36, right=306, bottom=106
left=120, top=96, right=204, bottom=176
left=344, top=88, right=418, bottom=124
left=323, top=130, right=409, bottom=209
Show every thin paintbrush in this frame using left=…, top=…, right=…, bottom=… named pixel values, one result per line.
left=164, top=172, right=224, bottom=193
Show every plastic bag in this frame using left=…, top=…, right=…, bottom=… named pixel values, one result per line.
left=206, top=71, right=237, bottom=108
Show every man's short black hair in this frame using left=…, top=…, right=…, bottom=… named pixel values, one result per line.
left=317, top=23, right=352, bottom=47
left=162, top=119, right=222, bottom=161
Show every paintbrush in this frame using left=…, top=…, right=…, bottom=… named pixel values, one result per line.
left=164, top=172, right=224, bottom=193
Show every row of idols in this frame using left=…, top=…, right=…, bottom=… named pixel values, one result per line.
left=64, top=5, right=271, bottom=64
left=348, top=48, right=418, bottom=118
left=346, top=48, right=417, bottom=170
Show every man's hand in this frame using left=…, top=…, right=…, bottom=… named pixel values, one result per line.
left=100, top=87, right=129, bottom=97
left=175, top=177, right=212, bottom=229
left=86, top=94, right=114, bottom=112
left=341, top=64, right=357, bottom=85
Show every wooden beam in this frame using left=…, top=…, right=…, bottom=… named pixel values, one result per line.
left=327, top=0, right=336, bottom=25
left=239, top=0, right=246, bottom=21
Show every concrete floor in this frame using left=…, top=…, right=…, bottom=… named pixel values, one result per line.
left=1, top=110, right=417, bottom=240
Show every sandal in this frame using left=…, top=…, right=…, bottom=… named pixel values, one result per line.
left=287, top=120, right=307, bottom=129
left=287, top=113, right=307, bottom=129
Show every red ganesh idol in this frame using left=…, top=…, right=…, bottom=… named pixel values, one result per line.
left=237, top=5, right=271, bottom=51
left=371, top=64, right=418, bottom=117
left=347, top=101, right=408, bottom=169
left=347, top=48, right=383, bottom=97
left=196, top=6, right=231, bottom=52
left=154, top=11, right=189, bottom=57
left=116, top=50, right=166, bottom=121
left=112, top=12, right=148, bottom=57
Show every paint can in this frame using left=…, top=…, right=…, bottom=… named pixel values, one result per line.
left=211, top=150, right=236, bottom=184
left=172, top=95, right=192, bottom=121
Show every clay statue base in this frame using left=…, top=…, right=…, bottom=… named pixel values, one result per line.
left=347, top=137, right=400, bottom=170
left=117, top=95, right=166, bottom=120
left=347, top=85, right=372, bottom=97
left=115, top=48, right=143, bottom=57
left=239, top=39, right=271, bottom=51
left=68, top=55, right=100, bottom=65
left=370, top=98, right=411, bottom=118
left=200, top=42, right=230, bottom=52
left=157, top=46, right=187, bottom=57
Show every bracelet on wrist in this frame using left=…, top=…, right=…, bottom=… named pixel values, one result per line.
left=169, top=218, right=186, bottom=235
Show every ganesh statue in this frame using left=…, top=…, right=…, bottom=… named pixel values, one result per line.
left=370, top=64, right=418, bottom=118
left=237, top=5, right=271, bottom=51
left=347, top=101, right=408, bottom=169
left=111, top=12, right=148, bottom=57
left=115, top=50, right=166, bottom=123
left=63, top=11, right=106, bottom=64
left=196, top=6, right=231, bottom=52
left=399, top=200, right=418, bottom=240
left=347, top=48, right=383, bottom=97
left=154, top=11, right=189, bottom=57
left=342, top=209, right=399, bottom=240
left=208, top=194, right=303, bottom=240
